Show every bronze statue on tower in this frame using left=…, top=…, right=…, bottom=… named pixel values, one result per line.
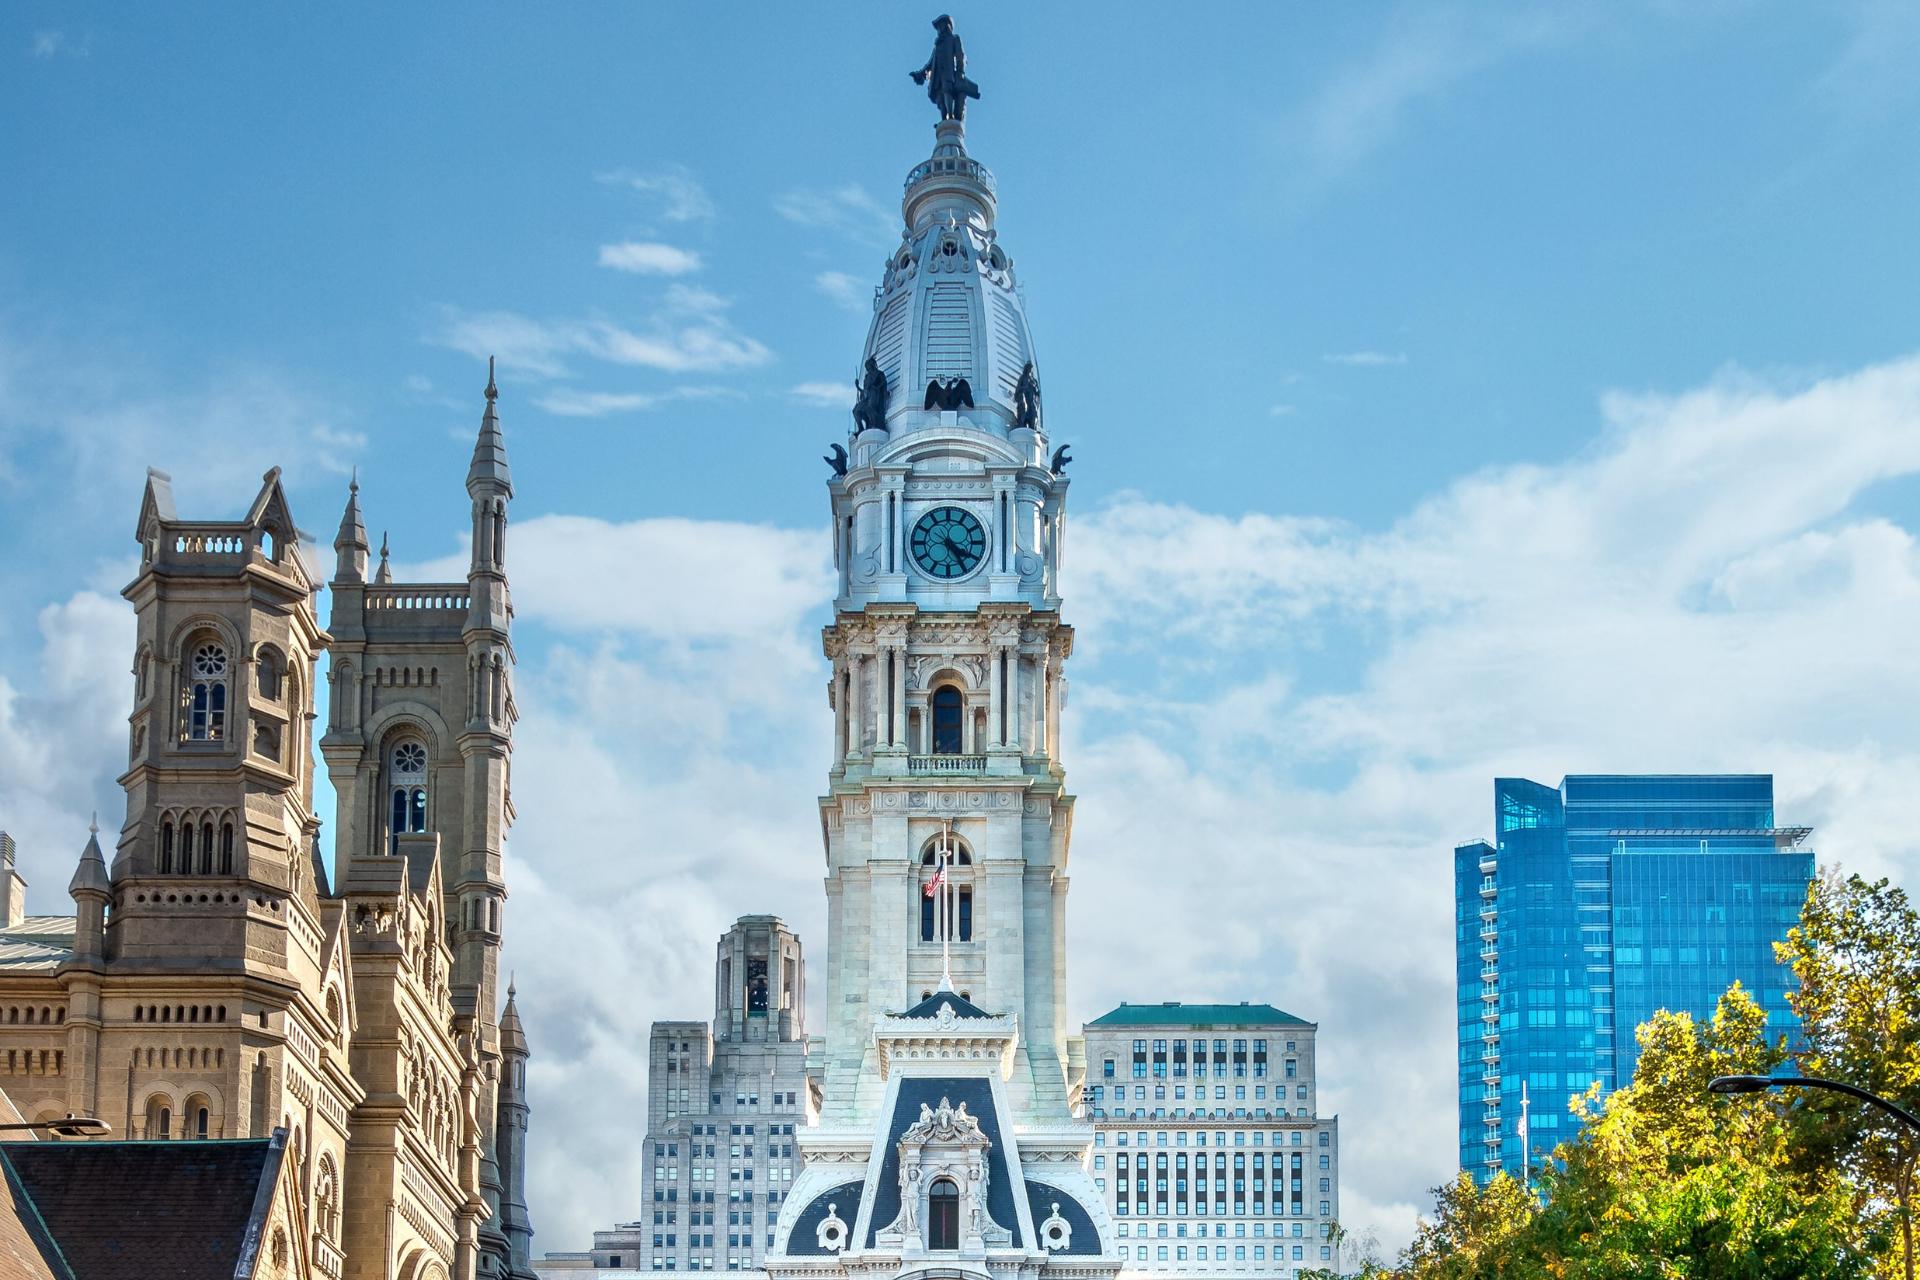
left=910, top=15, right=979, bottom=121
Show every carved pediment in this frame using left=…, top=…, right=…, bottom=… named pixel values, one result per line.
left=901, top=1097, right=988, bottom=1147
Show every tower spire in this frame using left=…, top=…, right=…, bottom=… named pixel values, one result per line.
left=374, top=531, right=393, bottom=584
left=334, top=469, right=369, bottom=583
left=468, top=357, right=512, bottom=497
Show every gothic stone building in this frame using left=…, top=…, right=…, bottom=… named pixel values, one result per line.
left=0, top=374, right=535, bottom=1280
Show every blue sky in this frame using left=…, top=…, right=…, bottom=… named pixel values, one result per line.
left=6, top=1, right=1920, bottom=1260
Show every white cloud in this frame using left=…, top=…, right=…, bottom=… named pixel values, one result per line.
left=775, top=185, right=900, bottom=248
left=30, top=30, right=88, bottom=59
left=1288, top=8, right=1586, bottom=185
left=813, top=271, right=869, bottom=312
left=431, top=287, right=772, bottom=380
left=531, top=386, right=739, bottom=418
left=595, top=165, right=716, bottom=223
left=0, top=328, right=364, bottom=519
left=597, top=242, right=703, bottom=276
left=0, top=591, right=136, bottom=897
left=1269, top=403, right=1297, bottom=417
left=787, top=381, right=851, bottom=409
left=1322, top=351, right=1407, bottom=367
left=1055, top=354, right=1920, bottom=1247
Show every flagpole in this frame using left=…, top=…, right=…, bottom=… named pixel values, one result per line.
left=938, top=819, right=955, bottom=992
left=1520, top=1081, right=1530, bottom=1194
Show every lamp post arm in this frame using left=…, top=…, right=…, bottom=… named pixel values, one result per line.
left=1770, top=1075, right=1920, bottom=1136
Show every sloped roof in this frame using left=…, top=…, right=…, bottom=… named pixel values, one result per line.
left=1085, top=1001, right=1312, bottom=1028
left=898, top=990, right=994, bottom=1020
left=0, top=918, right=75, bottom=972
left=0, top=1135, right=286, bottom=1280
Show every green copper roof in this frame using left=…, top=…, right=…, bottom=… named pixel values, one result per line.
left=1086, top=1002, right=1312, bottom=1028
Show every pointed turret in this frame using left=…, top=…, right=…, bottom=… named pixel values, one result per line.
left=69, top=817, right=111, bottom=960
left=495, top=979, right=537, bottom=1278
left=499, top=978, right=527, bottom=1057
left=467, top=357, right=514, bottom=500
left=334, top=471, right=369, bottom=583
left=374, top=532, right=393, bottom=584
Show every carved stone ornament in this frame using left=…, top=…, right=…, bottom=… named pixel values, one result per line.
left=903, top=1097, right=984, bottom=1146
left=816, top=1202, right=848, bottom=1253
left=881, top=1096, right=1009, bottom=1252
left=1040, top=1201, right=1072, bottom=1252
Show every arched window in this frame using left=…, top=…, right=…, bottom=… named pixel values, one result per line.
left=388, top=739, right=429, bottom=853
left=931, top=684, right=964, bottom=754
left=187, top=641, right=228, bottom=741
left=184, top=1094, right=211, bottom=1139
left=255, top=647, right=283, bottom=701
left=160, top=820, right=175, bottom=874
left=316, top=1156, right=340, bottom=1240
left=199, top=820, right=214, bottom=874
left=179, top=823, right=194, bottom=875
left=220, top=821, right=234, bottom=874
left=927, top=1179, right=960, bottom=1250
left=919, top=841, right=973, bottom=943
left=145, top=1095, right=172, bottom=1141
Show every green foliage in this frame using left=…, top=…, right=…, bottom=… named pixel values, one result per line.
left=1778, top=872, right=1920, bottom=1280
left=1385, top=986, right=1878, bottom=1280
left=1373, top=870, right=1919, bottom=1279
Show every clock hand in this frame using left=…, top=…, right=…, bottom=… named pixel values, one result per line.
left=941, top=534, right=968, bottom=561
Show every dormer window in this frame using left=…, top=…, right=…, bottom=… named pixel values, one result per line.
left=927, top=1179, right=960, bottom=1250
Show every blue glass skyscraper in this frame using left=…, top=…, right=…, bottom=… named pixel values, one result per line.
left=1454, top=775, right=1812, bottom=1181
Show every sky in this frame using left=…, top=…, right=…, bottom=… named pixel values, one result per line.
left=5, top=0, right=1920, bottom=1260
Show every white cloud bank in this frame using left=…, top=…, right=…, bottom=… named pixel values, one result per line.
left=7, top=354, right=1920, bottom=1258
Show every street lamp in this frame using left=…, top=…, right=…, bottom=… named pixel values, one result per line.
left=1708, top=1074, right=1920, bottom=1135
left=0, top=1114, right=110, bottom=1138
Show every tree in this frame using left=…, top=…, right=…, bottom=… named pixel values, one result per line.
left=1396, top=1171, right=1539, bottom=1280
left=1379, top=986, right=1879, bottom=1279
left=1778, top=872, right=1920, bottom=1280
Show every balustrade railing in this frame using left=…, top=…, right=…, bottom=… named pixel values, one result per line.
left=907, top=753, right=987, bottom=775
left=365, top=585, right=470, bottom=612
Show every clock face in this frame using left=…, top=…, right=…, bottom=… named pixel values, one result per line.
left=910, top=506, right=987, bottom=579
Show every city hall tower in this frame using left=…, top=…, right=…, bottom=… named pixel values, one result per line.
left=767, top=20, right=1119, bottom=1280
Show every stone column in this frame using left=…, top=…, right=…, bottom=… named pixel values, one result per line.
left=988, top=647, right=1004, bottom=749
left=890, top=647, right=907, bottom=750
left=1006, top=649, right=1021, bottom=752
left=1046, top=657, right=1063, bottom=759
left=846, top=654, right=864, bottom=758
left=833, top=661, right=849, bottom=763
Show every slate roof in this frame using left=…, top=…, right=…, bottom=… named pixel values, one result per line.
left=1085, top=1001, right=1311, bottom=1028
left=898, top=990, right=994, bottom=1020
left=0, top=1134, right=287, bottom=1280
left=0, top=917, right=76, bottom=972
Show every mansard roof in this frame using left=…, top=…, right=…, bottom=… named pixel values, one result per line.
left=1085, top=1001, right=1313, bottom=1029
left=0, top=1132, right=294, bottom=1280
left=899, top=989, right=994, bottom=1020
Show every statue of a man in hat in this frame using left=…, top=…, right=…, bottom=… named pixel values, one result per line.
left=910, top=15, right=980, bottom=122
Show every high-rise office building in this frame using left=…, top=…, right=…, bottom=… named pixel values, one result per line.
left=1456, top=774, right=1813, bottom=1181
left=1079, top=1004, right=1340, bottom=1276
left=536, top=916, right=813, bottom=1277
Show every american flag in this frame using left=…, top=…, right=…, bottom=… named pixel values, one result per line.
left=925, top=867, right=944, bottom=898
